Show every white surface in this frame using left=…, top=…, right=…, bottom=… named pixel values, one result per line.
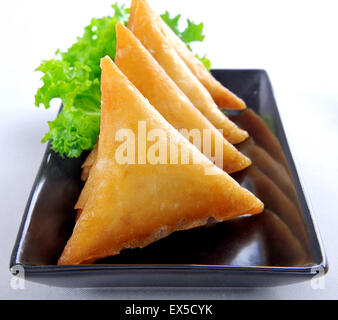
left=1, top=0, right=338, bottom=299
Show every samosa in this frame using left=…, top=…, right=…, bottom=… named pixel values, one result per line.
left=128, top=0, right=248, bottom=144
left=80, top=23, right=251, bottom=182
left=129, top=0, right=246, bottom=110
left=83, top=23, right=249, bottom=176
left=58, top=57, right=263, bottom=265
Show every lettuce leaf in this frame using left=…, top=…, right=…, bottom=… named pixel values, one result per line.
left=57, top=15, right=127, bottom=78
left=160, top=11, right=181, bottom=35
left=180, top=19, right=205, bottom=44
left=36, top=59, right=101, bottom=157
left=35, top=3, right=211, bottom=158
left=35, top=4, right=129, bottom=157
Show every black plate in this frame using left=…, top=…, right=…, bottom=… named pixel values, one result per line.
left=10, top=69, right=327, bottom=287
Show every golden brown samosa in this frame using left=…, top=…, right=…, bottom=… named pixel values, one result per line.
left=129, top=0, right=246, bottom=110
left=80, top=23, right=251, bottom=182
left=115, top=23, right=250, bottom=173
left=80, top=22, right=251, bottom=187
left=58, top=57, right=263, bottom=265
left=128, top=0, right=248, bottom=144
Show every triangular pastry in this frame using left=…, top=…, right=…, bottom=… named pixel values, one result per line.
left=58, top=57, right=263, bottom=265
left=77, top=23, right=252, bottom=213
left=79, top=23, right=252, bottom=206
left=128, top=0, right=248, bottom=144
left=119, top=23, right=250, bottom=173
left=129, top=0, right=246, bottom=110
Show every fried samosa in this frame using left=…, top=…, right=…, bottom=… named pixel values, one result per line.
left=128, top=0, right=248, bottom=144
left=80, top=23, right=251, bottom=182
left=129, top=0, right=246, bottom=110
left=80, top=22, right=251, bottom=183
left=58, top=57, right=263, bottom=265
left=117, top=23, right=250, bottom=173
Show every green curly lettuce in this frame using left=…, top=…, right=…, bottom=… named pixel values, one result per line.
left=35, top=4, right=129, bottom=157
left=57, top=5, right=129, bottom=78
left=35, top=59, right=101, bottom=157
left=35, top=3, right=211, bottom=158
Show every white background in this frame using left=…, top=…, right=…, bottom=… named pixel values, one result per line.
left=0, top=0, right=337, bottom=299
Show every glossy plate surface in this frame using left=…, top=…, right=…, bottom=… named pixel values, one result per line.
left=10, top=69, right=327, bottom=287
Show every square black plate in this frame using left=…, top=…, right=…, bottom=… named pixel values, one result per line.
left=10, top=70, right=328, bottom=287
